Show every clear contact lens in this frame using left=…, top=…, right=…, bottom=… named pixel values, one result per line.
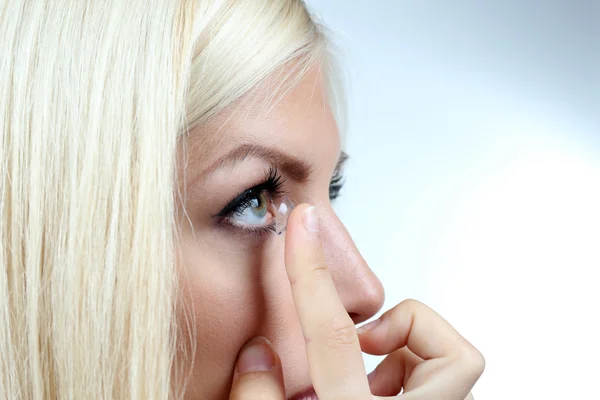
left=274, top=196, right=294, bottom=235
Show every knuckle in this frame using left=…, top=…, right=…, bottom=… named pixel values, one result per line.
left=321, top=311, right=358, bottom=349
left=400, top=298, right=424, bottom=309
left=309, top=260, right=330, bottom=277
left=457, top=343, right=486, bottom=377
left=289, top=261, right=329, bottom=289
left=391, top=298, right=426, bottom=322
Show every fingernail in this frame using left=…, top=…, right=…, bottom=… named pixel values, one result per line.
left=357, top=318, right=381, bottom=335
left=302, top=206, right=319, bottom=232
left=237, top=337, right=275, bottom=374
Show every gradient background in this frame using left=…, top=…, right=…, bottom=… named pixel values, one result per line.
left=306, top=1, right=600, bottom=398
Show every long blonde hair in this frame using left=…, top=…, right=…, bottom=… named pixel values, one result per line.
left=0, top=1, right=344, bottom=398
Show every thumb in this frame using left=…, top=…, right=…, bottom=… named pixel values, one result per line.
left=229, top=337, right=285, bottom=400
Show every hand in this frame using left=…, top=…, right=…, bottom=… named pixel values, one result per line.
left=357, top=299, right=484, bottom=399
left=229, top=204, right=484, bottom=399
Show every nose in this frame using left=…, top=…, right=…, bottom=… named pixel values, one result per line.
left=318, top=206, right=385, bottom=325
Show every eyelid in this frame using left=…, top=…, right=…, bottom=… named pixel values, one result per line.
left=214, top=155, right=346, bottom=233
left=215, top=167, right=285, bottom=218
left=217, top=191, right=279, bottom=236
left=216, top=187, right=261, bottom=218
left=329, top=158, right=346, bottom=200
left=216, top=221, right=278, bottom=239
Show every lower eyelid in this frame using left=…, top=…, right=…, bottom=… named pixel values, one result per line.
left=222, top=211, right=276, bottom=230
left=217, top=219, right=277, bottom=240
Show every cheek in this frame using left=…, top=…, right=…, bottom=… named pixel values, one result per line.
left=175, top=234, right=280, bottom=398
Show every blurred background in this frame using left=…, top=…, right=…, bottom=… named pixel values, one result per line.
left=306, top=1, right=600, bottom=398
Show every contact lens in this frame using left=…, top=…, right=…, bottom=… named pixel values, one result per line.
left=274, top=196, right=294, bottom=235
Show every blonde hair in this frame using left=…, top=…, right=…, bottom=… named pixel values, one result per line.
left=0, top=1, right=344, bottom=399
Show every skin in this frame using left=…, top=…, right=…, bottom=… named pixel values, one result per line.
left=177, top=65, right=484, bottom=399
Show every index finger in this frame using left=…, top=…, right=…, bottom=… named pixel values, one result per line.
left=284, top=204, right=371, bottom=400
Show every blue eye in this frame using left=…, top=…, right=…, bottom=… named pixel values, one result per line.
left=231, top=192, right=271, bottom=226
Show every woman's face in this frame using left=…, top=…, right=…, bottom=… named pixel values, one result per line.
left=177, top=65, right=385, bottom=399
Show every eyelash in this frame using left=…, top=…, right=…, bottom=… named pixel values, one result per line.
left=217, top=166, right=346, bottom=236
left=329, top=172, right=344, bottom=200
left=330, top=154, right=347, bottom=200
left=217, top=166, right=285, bottom=218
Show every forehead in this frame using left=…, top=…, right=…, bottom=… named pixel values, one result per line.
left=183, top=65, right=341, bottom=175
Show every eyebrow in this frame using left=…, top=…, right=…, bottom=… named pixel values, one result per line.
left=200, top=143, right=314, bottom=181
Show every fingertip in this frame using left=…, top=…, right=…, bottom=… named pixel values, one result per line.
left=301, top=205, right=319, bottom=232
left=285, top=203, right=316, bottom=238
left=356, top=318, right=381, bottom=336
left=235, top=337, right=277, bottom=375
left=284, top=203, right=322, bottom=276
left=358, top=333, right=389, bottom=356
left=357, top=319, right=391, bottom=356
left=230, top=337, right=285, bottom=399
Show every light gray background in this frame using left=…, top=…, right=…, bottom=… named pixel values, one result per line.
left=306, top=1, right=600, bottom=398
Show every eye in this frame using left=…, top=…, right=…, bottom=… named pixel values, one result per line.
left=230, top=191, right=273, bottom=226
left=330, top=152, right=348, bottom=201
left=329, top=172, right=345, bottom=200
left=215, top=167, right=285, bottom=233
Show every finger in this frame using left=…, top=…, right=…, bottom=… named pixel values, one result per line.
left=358, top=300, right=484, bottom=400
left=284, top=204, right=371, bottom=400
left=229, top=337, right=285, bottom=400
left=395, top=386, right=476, bottom=400
left=390, top=354, right=481, bottom=400
left=368, top=347, right=423, bottom=397
left=393, top=388, right=475, bottom=400
left=369, top=352, right=476, bottom=400
left=358, top=299, right=479, bottom=361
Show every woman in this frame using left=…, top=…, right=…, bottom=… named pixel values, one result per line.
left=0, top=1, right=484, bottom=399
